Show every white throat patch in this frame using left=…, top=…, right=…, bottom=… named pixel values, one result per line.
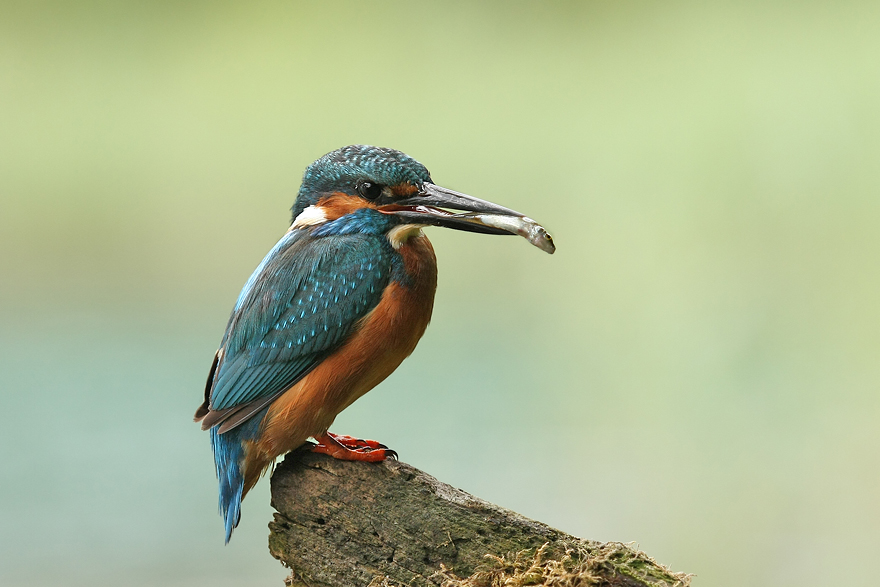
left=290, top=205, right=328, bottom=229
left=387, top=224, right=425, bottom=249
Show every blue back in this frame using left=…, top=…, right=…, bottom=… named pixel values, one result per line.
left=205, top=209, right=407, bottom=542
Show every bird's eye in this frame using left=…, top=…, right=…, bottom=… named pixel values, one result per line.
left=357, top=181, right=384, bottom=200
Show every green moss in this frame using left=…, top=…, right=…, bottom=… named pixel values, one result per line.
left=370, top=542, right=691, bottom=587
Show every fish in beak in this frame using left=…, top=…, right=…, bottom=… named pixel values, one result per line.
left=380, top=183, right=556, bottom=254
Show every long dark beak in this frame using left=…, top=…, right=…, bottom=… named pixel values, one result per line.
left=383, top=183, right=519, bottom=234
left=379, top=183, right=556, bottom=254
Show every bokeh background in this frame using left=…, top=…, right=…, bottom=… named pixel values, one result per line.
left=2, top=2, right=879, bottom=586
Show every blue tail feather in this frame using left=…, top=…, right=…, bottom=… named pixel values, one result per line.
left=209, top=409, right=268, bottom=543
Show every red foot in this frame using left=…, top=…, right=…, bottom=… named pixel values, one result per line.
left=327, top=433, right=388, bottom=450
left=311, top=432, right=398, bottom=462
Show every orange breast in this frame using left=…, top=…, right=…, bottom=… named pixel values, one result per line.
left=240, top=234, right=438, bottom=489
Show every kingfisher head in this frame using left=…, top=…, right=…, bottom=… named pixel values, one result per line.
left=290, top=145, right=555, bottom=253
left=292, top=145, right=432, bottom=218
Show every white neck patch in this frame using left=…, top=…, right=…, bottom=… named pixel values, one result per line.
left=387, top=224, right=425, bottom=250
left=290, top=205, right=328, bottom=230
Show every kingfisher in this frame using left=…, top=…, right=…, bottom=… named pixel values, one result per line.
left=194, top=145, right=554, bottom=542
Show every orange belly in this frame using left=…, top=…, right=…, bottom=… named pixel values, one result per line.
left=239, top=234, right=437, bottom=491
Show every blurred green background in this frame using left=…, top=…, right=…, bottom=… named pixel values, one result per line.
left=2, top=1, right=879, bottom=585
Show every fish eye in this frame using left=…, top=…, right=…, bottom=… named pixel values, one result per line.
left=357, top=181, right=384, bottom=200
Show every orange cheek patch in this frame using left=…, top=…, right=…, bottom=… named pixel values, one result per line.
left=315, top=193, right=378, bottom=220
left=391, top=183, right=420, bottom=198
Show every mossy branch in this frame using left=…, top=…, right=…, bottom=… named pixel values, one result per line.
left=269, top=448, right=690, bottom=587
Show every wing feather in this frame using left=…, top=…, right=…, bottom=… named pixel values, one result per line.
left=199, top=229, right=392, bottom=431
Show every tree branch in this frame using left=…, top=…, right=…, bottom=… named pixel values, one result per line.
left=269, top=449, right=690, bottom=587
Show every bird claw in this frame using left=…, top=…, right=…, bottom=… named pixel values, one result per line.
left=312, top=432, right=398, bottom=462
left=327, top=433, right=388, bottom=450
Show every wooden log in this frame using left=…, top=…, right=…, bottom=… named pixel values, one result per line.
left=269, top=448, right=690, bottom=587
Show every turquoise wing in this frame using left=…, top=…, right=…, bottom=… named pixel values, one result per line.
left=197, top=229, right=392, bottom=433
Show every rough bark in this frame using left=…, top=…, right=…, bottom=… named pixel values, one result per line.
left=269, top=448, right=689, bottom=587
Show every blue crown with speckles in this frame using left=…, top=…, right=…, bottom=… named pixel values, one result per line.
left=291, top=145, right=433, bottom=219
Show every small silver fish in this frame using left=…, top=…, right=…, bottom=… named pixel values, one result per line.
left=452, top=213, right=556, bottom=254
